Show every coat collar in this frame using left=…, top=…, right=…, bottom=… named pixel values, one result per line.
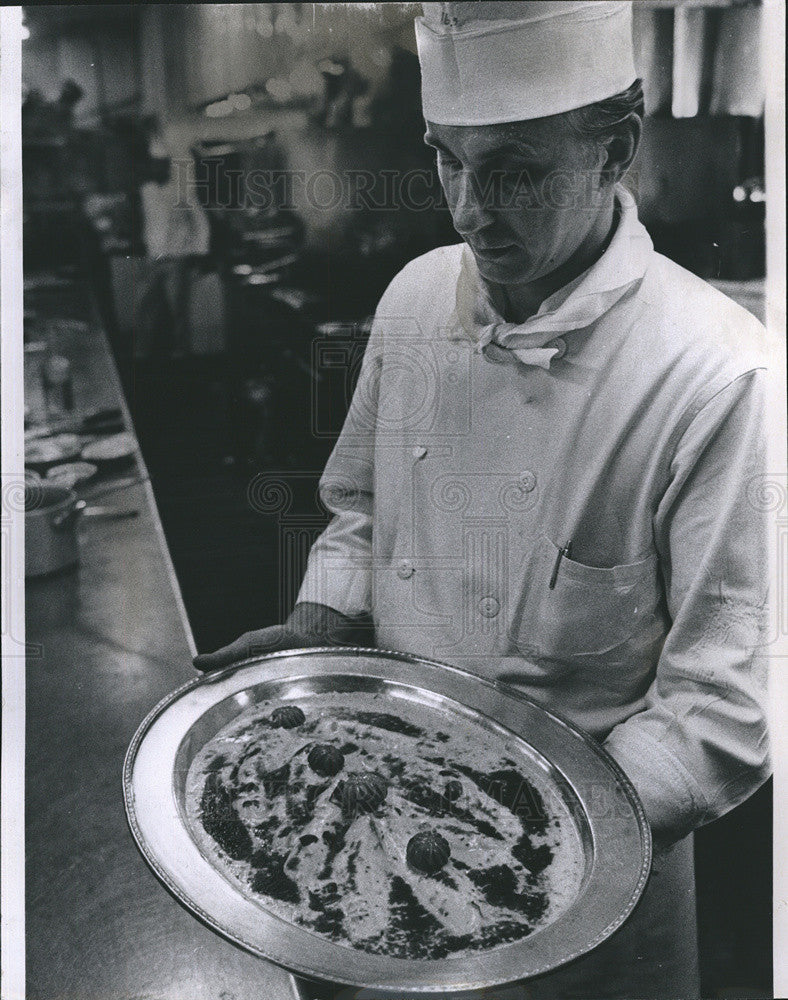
left=448, top=184, right=654, bottom=368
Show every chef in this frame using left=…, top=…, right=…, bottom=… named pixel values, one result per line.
left=195, top=3, right=771, bottom=996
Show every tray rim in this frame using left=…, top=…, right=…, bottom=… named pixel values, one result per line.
left=123, top=645, right=652, bottom=994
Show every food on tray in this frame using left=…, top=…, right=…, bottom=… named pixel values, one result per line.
left=337, top=770, right=389, bottom=818
left=185, top=691, right=584, bottom=960
left=307, top=744, right=345, bottom=777
left=270, top=705, right=306, bottom=729
left=406, top=830, right=451, bottom=875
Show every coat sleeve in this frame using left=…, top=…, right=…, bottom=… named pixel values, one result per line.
left=602, top=367, right=772, bottom=844
left=294, top=313, right=385, bottom=618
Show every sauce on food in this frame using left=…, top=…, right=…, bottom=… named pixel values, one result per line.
left=185, top=691, right=584, bottom=959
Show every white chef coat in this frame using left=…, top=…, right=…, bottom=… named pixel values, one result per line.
left=296, top=186, right=770, bottom=996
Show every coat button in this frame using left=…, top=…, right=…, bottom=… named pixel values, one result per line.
left=397, top=559, right=415, bottom=579
left=411, top=446, right=427, bottom=460
left=548, top=337, right=567, bottom=360
left=519, top=470, right=537, bottom=493
left=478, top=596, right=500, bottom=618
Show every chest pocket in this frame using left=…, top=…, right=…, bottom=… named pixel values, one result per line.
left=513, top=535, right=663, bottom=663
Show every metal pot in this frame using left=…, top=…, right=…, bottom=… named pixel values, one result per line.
left=25, top=482, right=86, bottom=577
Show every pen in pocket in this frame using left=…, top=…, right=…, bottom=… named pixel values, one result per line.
left=549, top=540, right=573, bottom=590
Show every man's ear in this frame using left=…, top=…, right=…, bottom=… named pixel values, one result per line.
left=602, top=112, right=642, bottom=183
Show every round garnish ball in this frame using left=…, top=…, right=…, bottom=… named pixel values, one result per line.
left=406, top=830, right=451, bottom=875
left=444, top=779, right=463, bottom=804
left=408, top=783, right=435, bottom=810
left=270, top=705, right=305, bottom=729
left=340, top=771, right=389, bottom=819
left=307, top=743, right=345, bottom=777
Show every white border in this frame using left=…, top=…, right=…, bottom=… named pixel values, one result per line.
left=1, top=8, right=26, bottom=1000
left=763, top=0, right=788, bottom=995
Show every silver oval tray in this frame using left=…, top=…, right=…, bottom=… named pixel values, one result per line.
left=124, top=647, right=651, bottom=995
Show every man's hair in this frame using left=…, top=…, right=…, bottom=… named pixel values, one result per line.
left=565, top=79, right=645, bottom=146
left=496, top=79, right=644, bottom=155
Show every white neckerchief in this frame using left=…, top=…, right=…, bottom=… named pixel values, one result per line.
left=448, top=184, right=654, bottom=369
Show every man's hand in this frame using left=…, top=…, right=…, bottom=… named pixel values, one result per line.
left=192, top=602, right=374, bottom=672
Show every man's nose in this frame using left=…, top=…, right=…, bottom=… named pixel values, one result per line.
left=450, top=168, right=494, bottom=237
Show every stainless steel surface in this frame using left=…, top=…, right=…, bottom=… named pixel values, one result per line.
left=25, top=483, right=82, bottom=576
left=26, top=282, right=302, bottom=1000
left=125, top=647, right=652, bottom=997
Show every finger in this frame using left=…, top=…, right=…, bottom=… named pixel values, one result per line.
left=192, top=626, right=289, bottom=672
left=193, top=633, right=257, bottom=672
left=245, top=625, right=291, bottom=658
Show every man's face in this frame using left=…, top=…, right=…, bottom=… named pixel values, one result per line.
left=425, top=116, right=609, bottom=284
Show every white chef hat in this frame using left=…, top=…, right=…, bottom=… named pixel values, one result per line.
left=416, top=1, right=637, bottom=125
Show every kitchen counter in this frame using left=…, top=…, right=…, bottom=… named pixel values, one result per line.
left=24, top=276, right=305, bottom=1000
